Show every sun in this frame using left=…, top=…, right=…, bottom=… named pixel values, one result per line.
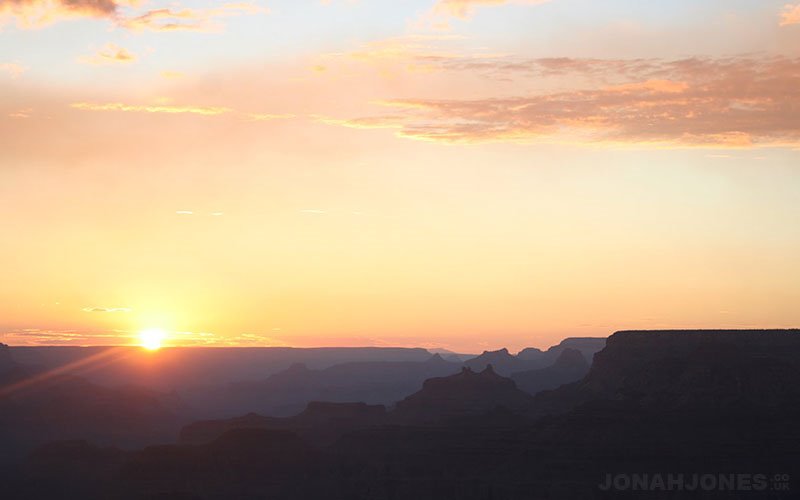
left=139, top=328, right=166, bottom=351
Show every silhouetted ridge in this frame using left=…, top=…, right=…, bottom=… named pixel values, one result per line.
left=224, top=356, right=461, bottom=417
left=393, top=363, right=533, bottom=423
left=0, top=373, right=182, bottom=463
left=515, top=347, right=543, bottom=360
left=551, top=347, right=586, bottom=368
left=285, top=362, right=311, bottom=373
left=299, top=401, right=386, bottom=421
left=208, top=427, right=309, bottom=452
left=463, top=348, right=533, bottom=375
left=120, top=428, right=319, bottom=492
left=536, top=329, right=800, bottom=415
left=180, top=401, right=386, bottom=446
left=511, top=347, right=589, bottom=395
left=9, top=330, right=800, bottom=499
left=5, top=346, right=433, bottom=392
left=425, top=353, right=447, bottom=364
left=0, top=342, right=16, bottom=375
left=465, top=338, right=606, bottom=375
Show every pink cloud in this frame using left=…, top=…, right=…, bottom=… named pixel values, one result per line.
left=780, top=3, right=800, bottom=26
left=0, top=0, right=130, bottom=28
left=328, top=56, right=800, bottom=148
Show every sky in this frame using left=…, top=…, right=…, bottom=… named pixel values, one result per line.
left=1, top=0, right=799, bottom=353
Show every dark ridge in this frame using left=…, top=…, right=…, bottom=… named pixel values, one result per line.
left=510, top=348, right=589, bottom=395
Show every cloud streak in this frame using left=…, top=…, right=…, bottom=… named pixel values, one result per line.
left=70, top=101, right=296, bottom=122
left=78, top=43, right=136, bottom=65
left=82, top=306, right=131, bottom=313
left=329, top=56, right=800, bottom=148
left=119, top=3, right=268, bottom=32
left=72, top=101, right=232, bottom=116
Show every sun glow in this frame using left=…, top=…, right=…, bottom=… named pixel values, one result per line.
left=139, top=328, right=166, bottom=351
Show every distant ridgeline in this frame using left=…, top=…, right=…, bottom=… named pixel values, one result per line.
left=1, top=339, right=606, bottom=419
left=3, top=330, right=800, bottom=499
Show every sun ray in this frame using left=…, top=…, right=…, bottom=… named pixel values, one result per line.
left=0, top=346, right=129, bottom=398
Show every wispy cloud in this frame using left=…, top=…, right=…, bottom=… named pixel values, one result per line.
left=120, top=3, right=268, bottom=32
left=328, top=56, right=800, bottom=148
left=71, top=101, right=295, bottom=121
left=780, top=3, right=800, bottom=26
left=0, top=62, right=26, bottom=77
left=247, top=112, right=295, bottom=121
left=78, top=43, right=136, bottom=65
left=314, top=114, right=404, bottom=129
left=0, top=328, right=131, bottom=346
left=8, top=107, right=32, bottom=118
left=0, top=1, right=267, bottom=31
left=82, top=306, right=131, bottom=313
left=72, top=101, right=232, bottom=116
left=160, top=70, right=185, bottom=79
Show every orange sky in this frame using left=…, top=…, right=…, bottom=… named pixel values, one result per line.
left=1, top=0, right=799, bottom=352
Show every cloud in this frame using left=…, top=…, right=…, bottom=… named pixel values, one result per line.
left=318, top=34, right=513, bottom=79
left=434, top=0, right=550, bottom=18
left=322, top=36, right=667, bottom=84
left=78, top=43, right=136, bottom=65
left=72, top=101, right=232, bottom=116
left=395, top=53, right=662, bottom=81
left=0, top=328, right=293, bottom=347
left=0, top=0, right=130, bottom=28
left=0, top=62, right=26, bottom=77
left=247, top=112, right=295, bottom=121
left=329, top=56, right=800, bottom=148
left=82, top=306, right=131, bottom=312
left=160, top=70, right=184, bottom=79
left=0, top=328, right=131, bottom=345
left=8, top=107, right=32, bottom=118
left=780, top=3, right=800, bottom=25
left=71, top=101, right=295, bottom=121
left=176, top=210, right=227, bottom=216
left=120, top=7, right=211, bottom=32
left=314, top=114, right=404, bottom=129
left=120, top=3, right=268, bottom=32
left=602, top=79, right=689, bottom=94
left=0, top=1, right=266, bottom=31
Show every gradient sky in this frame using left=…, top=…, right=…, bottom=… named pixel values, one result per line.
left=1, top=0, right=799, bottom=352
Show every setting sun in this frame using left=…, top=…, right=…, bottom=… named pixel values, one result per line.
left=139, top=328, right=166, bottom=351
